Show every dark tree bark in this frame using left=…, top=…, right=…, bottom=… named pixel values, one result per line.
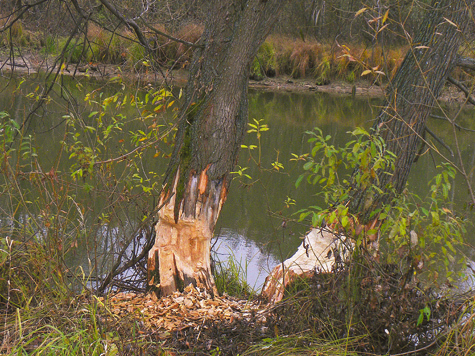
left=349, top=0, right=473, bottom=223
left=148, top=0, right=286, bottom=296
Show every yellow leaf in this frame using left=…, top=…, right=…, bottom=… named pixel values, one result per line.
left=382, top=9, right=389, bottom=24
left=361, top=69, right=372, bottom=76
left=442, top=207, right=453, bottom=214
left=355, top=7, right=367, bottom=17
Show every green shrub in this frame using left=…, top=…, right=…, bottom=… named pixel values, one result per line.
left=296, top=127, right=467, bottom=284
left=250, top=41, right=276, bottom=80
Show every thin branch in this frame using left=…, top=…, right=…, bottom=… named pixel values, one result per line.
left=430, top=114, right=475, bottom=132
left=96, top=0, right=171, bottom=84
left=93, top=124, right=177, bottom=166
left=98, top=0, right=150, bottom=50
left=0, top=0, right=49, bottom=33
left=457, top=56, right=475, bottom=71
left=443, top=89, right=475, bottom=206
left=97, top=193, right=174, bottom=294
left=424, top=126, right=454, bottom=157
left=140, top=19, right=203, bottom=49
left=447, top=76, right=475, bottom=106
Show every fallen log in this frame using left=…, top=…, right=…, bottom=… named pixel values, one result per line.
left=261, top=228, right=352, bottom=303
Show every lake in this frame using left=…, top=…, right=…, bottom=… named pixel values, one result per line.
left=0, top=74, right=473, bottom=292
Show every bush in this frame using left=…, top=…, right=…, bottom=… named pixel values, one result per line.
left=250, top=41, right=276, bottom=80
left=263, top=127, right=470, bottom=355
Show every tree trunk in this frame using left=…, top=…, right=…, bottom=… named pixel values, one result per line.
left=349, top=0, right=472, bottom=222
left=148, top=0, right=285, bottom=296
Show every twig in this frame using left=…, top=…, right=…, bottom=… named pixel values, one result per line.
left=445, top=91, right=475, bottom=206
left=140, top=19, right=203, bottom=49
left=430, top=114, right=475, bottom=132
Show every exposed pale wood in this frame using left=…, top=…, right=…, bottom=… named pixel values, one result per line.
left=261, top=228, right=352, bottom=304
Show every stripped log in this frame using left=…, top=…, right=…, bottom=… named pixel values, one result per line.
left=261, top=228, right=352, bottom=303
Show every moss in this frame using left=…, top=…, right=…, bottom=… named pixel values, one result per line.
left=172, top=100, right=203, bottom=222
left=173, top=122, right=192, bottom=222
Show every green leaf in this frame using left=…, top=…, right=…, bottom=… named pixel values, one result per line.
left=312, top=213, right=320, bottom=227
left=417, top=310, right=424, bottom=326
left=303, top=161, right=314, bottom=171
left=423, top=306, right=431, bottom=321
left=341, top=215, right=349, bottom=228
left=446, top=240, right=456, bottom=254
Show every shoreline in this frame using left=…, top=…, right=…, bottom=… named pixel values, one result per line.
left=0, top=55, right=467, bottom=102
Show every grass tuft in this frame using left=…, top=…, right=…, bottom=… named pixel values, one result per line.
left=213, top=251, right=255, bottom=299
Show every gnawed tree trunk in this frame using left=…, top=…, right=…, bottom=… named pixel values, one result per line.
left=263, top=0, right=473, bottom=302
left=261, top=228, right=352, bottom=303
left=148, top=0, right=285, bottom=296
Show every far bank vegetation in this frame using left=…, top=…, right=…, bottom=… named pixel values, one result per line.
left=3, top=0, right=474, bottom=85
left=0, top=1, right=432, bottom=85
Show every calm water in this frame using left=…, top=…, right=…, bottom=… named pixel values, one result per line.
left=1, top=74, right=474, bottom=291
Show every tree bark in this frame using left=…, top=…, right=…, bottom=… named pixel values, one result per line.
left=349, top=0, right=473, bottom=222
left=148, top=0, right=285, bottom=296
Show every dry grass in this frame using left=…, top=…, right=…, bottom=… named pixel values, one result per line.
left=263, top=35, right=407, bottom=84
left=289, top=40, right=323, bottom=78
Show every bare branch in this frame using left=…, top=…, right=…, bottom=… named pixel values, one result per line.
left=430, top=114, right=475, bottom=132
left=424, top=126, right=454, bottom=157
left=457, top=56, right=475, bottom=71
left=140, top=19, right=203, bottom=49
left=98, top=0, right=151, bottom=50
left=447, top=76, right=475, bottom=106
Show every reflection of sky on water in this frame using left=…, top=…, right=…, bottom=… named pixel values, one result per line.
left=212, top=227, right=280, bottom=292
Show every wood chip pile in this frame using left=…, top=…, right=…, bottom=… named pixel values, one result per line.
left=99, top=284, right=269, bottom=339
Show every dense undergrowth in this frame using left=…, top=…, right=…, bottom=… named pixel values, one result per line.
left=4, top=17, right=475, bottom=88
left=0, top=19, right=410, bottom=85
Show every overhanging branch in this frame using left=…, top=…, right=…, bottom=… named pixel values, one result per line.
left=430, top=114, right=475, bottom=132
left=140, top=19, right=203, bottom=49
left=98, top=0, right=150, bottom=50
left=457, top=56, right=475, bottom=71
left=425, top=126, right=454, bottom=157
left=447, top=76, right=475, bottom=106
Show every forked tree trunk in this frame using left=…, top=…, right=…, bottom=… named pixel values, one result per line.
left=349, top=0, right=472, bottom=222
left=262, top=0, right=473, bottom=303
left=148, top=0, right=285, bottom=296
